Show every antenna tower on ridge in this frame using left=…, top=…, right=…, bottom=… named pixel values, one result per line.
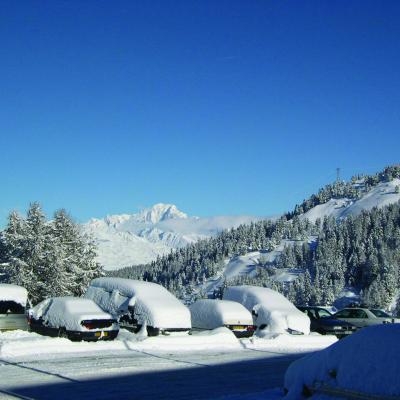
left=336, top=167, right=341, bottom=183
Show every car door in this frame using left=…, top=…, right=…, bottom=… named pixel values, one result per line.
left=0, top=301, right=27, bottom=331
left=333, top=309, right=359, bottom=327
left=30, top=299, right=53, bottom=334
left=347, top=309, right=369, bottom=328
left=305, top=309, right=319, bottom=332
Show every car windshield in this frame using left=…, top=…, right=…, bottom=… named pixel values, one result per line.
left=317, top=309, right=333, bottom=318
left=0, top=301, right=25, bottom=314
left=370, top=309, right=391, bottom=318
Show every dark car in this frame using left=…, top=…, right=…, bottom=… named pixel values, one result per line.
left=297, top=306, right=357, bottom=338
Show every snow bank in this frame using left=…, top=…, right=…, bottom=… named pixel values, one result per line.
left=122, top=327, right=240, bottom=352
left=85, top=278, right=191, bottom=330
left=0, top=284, right=28, bottom=307
left=223, top=286, right=310, bottom=335
left=31, top=297, right=116, bottom=332
left=284, top=324, right=400, bottom=399
left=190, top=299, right=253, bottom=330
left=0, top=328, right=240, bottom=359
left=242, top=333, right=337, bottom=354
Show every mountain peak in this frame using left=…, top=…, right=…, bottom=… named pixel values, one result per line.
left=138, top=203, right=188, bottom=224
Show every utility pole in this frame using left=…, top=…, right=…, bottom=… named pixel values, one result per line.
left=336, top=167, right=341, bottom=183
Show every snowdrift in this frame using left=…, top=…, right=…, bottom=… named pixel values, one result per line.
left=284, top=324, right=400, bottom=399
left=190, top=299, right=253, bottom=330
left=0, top=328, right=240, bottom=359
left=85, top=277, right=191, bottom=330
left=223, top=286, right=310, bottom=335
left=0, top=284, right=28, bottom=307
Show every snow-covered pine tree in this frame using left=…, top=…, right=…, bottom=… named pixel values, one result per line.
left=52, top=209, right=103, bottom=296
left=0, top=210, right=31, bottom=287
left=0, top=204, right=103, bottom=303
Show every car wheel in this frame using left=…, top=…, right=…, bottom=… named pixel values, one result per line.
left=58, top=328, right=69, bottom=339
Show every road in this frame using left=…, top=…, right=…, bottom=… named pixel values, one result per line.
left=0, top=348, right=304, bottom=400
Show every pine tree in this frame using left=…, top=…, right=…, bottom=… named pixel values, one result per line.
left=0, top=204, right=103, bottom=303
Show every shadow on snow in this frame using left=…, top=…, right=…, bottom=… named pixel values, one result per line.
left=4, top=353, right=303, bottom=400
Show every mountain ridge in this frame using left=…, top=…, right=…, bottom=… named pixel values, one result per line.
left=82, top=203, right=263, bottom=270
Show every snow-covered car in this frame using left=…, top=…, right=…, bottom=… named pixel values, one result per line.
left=223, top=286, right=310, bottom=335
left=0, top=284, right=30, bottom=331
left=297, top=306, right=357, bottom=338
left=190, top=299, right=256, bottom=338
left=84, top=277, right=191, bottom=336
left=284, top=324, right=400, bottom=399
left=332, top=307, right=400, bottom=328
left=28, top=297, right=119, bottom=341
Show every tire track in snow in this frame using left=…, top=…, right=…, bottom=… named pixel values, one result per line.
left=0, top=358, right=80, bottom=382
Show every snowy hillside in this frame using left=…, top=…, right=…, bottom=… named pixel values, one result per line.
left=82, top=203, right=263, bottom=270
left=197, top=179, right=400, bottom=298
left=300, top=178, right=400, bottom=223
left=199, top=241, right=309, bottom=297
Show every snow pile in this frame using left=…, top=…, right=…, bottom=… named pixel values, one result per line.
left=85, top=278, right=191, bottom=330
left=190, top=299, right=253, bottom=330
left=0, top=328, right=240, bottom=358
left=122, top=327, right=240, bottom=352
left=0, top=284, right=28, bottom=307
left=242, top=333, right=337, bottom=354
left=223, top=286, right=310, bottom=335
left=31, top=297, right=115, bottom=332
left=284, top=324, right=400, bottom=399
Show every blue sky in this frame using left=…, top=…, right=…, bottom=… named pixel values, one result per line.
left=1, top=1, right=400, bottom=225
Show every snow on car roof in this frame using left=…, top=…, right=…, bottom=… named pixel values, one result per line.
left=31, top=297, right=114, bottom=332
left=50, top=297, right=106, bottom=314
left=223, top=285, right=298, bottom=312
left=0, top=284, right=28, bottom=306
left=190, top=299, right=253, bottom=329
left=87, top=277, right=191, bottom=329
left=223, top=286, right=310, bottom=335
left=90, top=277, right=176, bottom=300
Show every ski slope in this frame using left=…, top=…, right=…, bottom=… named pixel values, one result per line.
left=200, top=240, right=310, bottom=296
left=300, top=179, right=400, bottom=223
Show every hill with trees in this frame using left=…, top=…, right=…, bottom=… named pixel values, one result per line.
left=112, top=166, right=400, bottom=313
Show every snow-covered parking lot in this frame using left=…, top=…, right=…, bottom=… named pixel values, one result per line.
left=0, top=329, right=336, bottom=399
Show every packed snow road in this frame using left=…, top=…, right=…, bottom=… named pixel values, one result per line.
left=0, top=349, right=298, bottom=400
left=0, top=329, right=336, bottom=400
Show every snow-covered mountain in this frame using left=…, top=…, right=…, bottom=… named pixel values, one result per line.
left=82, top=203, right=263, bottom=270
